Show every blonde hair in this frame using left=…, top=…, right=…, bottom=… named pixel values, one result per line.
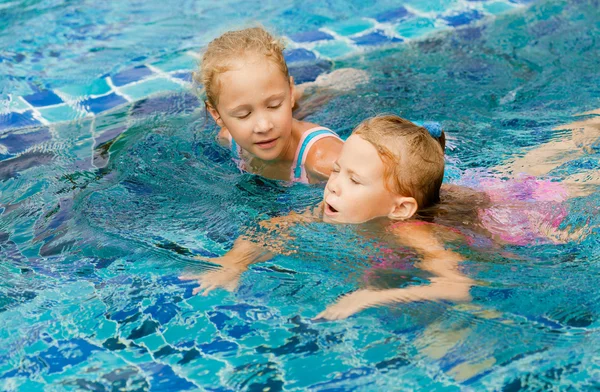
left=353, top=115, right=446, bottom=209
left=194, top=27, right=289, bottom=108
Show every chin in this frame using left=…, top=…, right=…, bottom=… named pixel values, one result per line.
left=254, top=146, right=282, bottom=161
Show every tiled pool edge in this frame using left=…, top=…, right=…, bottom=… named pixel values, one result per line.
left=1, top=1, right=525, bottom=133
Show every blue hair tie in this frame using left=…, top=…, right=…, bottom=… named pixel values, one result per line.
left=414, top=121, right=442, bottom=138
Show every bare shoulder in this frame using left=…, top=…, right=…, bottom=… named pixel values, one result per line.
left=305, top=136, right=344, bottom=182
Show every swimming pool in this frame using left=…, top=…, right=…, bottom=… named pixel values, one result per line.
left=1, top=0, right=599, bottom=390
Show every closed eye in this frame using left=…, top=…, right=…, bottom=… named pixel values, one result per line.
left=268, top=102, right=283, bottom=109
left=236, top=112, right=251, bottom=119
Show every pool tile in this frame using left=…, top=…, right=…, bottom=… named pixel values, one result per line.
left=484, top=2, right=518, bottom=14
left=129, top=91, right=199, bottom=117
left=6, top=97, right=31, bottom=112
left=111, top=65, right=154, bottom=87
left=37, top=104, right=82, bottom=123
left=120, top=77, right=183, bottom=101
left=171, top=71, right=193, bottom=83
left=352, top=31, right=404, bottom=46
left=152, top=53, right=197, bottom=72
left=0, top=111, right=41, bottom=131
left=289, top=60, right=332, bottom=84
left=140, top=362, right=198, bottom=390
left=136, top=333, right=166, bottom=352
left=375, top=6, right=412, bottom=23
left=289, top=30, right=334, bottom=43
left=284, top=48, right=317, bottom=63
left=395, top=17, right=438, bottom=38
left=404, top=0, right=459, bottom=13
left=329, top=18, right=375, bottom=36
left=444, top=10, right=484, bottom=27
left=38, top=338, right=101, bottom=374
left=22, top=90, right=63, bottom=107
left=314, top=40, right=354, bottom=58
left=58, top=78, right=111, bottom=98
left=81, top=93, right=128, bottom=114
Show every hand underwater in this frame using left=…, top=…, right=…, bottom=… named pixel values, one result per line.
left=179, top=254, right=248, bottom=296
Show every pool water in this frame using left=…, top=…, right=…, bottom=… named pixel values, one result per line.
left=1, top=0, right=600, bottom=390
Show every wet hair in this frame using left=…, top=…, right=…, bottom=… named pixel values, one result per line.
left=353, top=115, right=446, bottom=209
left=194, top=27, right=289, bottom=108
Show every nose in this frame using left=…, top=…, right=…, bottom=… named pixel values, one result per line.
left=326, top=175, right=340, bottom=196
left=253, top=112, right=274, bottom=134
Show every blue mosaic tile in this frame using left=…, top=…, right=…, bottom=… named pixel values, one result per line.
left=58, top=78, right=111, bottom=98
left=172, top=71, right=193, bottom=83
left=111, top=65, right=154, bottom=87
left=352, top=31, right=404, bottom=46
left=314, top=41, right=354, bottom=58
left=152, top=53, right=197, bottom=72
left=289, top=30, right=334, bottom=43
left=198, top=338, right=238, bottom=355
left=81, top=92, right=128, bottom=114
left=38, top=338, right=102, bottom=374
left=404, top=0, right=459, bottom=13
left=128, top=319, right=160, bottom=340
left=0, top=111, right=40, bottom=131
left=484, top=2, right=518, bottom=14
left=395, top=17, right=438, bottom=38
left=37, top=104, right=82, bottom=123
left=375, top=6, right=412, bottom=23
left=22, top=90, right=63, bottom=107
left=120, top=77, right=183, bottom=101
left=329, top=18, right=375, bottom=37
left=139, top=363, right=197, bottom=390
left=284, top=48, right=317, bottom=63
left=144, top=296, right=179, bottom=325
left=288, top=60, right=332, bottom=84
left=6, top=97, right=31, bottom=112
left=130, top=92, right=199, bottom=118
left=443, top=10, right=484, bottom=27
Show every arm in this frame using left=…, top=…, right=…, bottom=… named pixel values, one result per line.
left=316, top=222, right=473, bottom=320
left=180, top=206, right=320, bottom=295
left=499, top=112, right=600, bottom=177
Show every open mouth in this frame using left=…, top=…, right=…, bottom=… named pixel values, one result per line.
left=324, top=201, right=338, bottom=215
left=255, top=138, right=278, bottom=149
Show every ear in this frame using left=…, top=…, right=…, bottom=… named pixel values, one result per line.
left=289, top=76, right=296, bottom=109
left=388, top=196, right=418, bottom=220
left=206, top=101, right=225, bottom=127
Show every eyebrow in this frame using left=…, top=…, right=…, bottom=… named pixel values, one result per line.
left=334, top=160, right=362, bottom=178
left=229, top=104, right=251, bottom=114
left=265, top=92, right=285, bottom=102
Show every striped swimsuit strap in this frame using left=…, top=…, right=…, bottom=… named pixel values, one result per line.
left=292, top=127, right=341, bottom=183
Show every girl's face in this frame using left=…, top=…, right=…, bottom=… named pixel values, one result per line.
left=323, top=135, right=404, bottom=224
left=207, top=55, right=295, bottom=162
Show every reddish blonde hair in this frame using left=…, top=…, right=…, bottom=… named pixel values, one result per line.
left=194, top=27, right=289, bottom=108
left=353, top=115, right=446, bottom=209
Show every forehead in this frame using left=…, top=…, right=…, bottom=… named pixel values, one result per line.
left=216, top=55, right=288, bottom=107
left=339, top=135, right=385, bottom=175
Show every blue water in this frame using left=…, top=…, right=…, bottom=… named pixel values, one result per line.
left=1, top=0, right=600, bottom=390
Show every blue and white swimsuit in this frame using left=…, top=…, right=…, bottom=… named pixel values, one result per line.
left=229, top=126, right=341, bottom=183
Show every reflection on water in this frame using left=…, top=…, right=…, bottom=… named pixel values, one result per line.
left=1, top=0, right=599, bottom=389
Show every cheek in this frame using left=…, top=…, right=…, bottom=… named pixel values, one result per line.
left=276, top=105, right=293, bottom=126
